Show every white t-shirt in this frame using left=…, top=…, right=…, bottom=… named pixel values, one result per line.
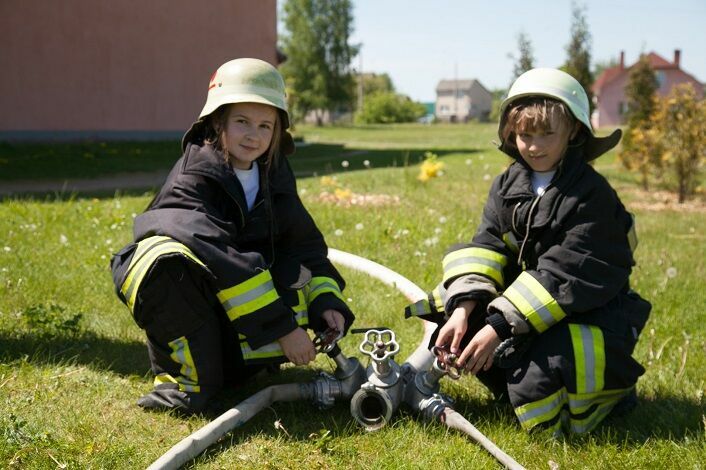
left=234, top=162, right=260, bottom=211
left=531, top=170, right=556, bottom=196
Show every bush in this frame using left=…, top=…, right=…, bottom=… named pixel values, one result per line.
left=354, top=92, right=426, bottom=124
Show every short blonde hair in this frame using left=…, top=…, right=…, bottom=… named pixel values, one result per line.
left=501, top=97, right=576, bottom=146
left=205, top=104, right=283, bottom=168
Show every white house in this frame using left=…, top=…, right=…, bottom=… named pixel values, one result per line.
left=435, top=79, right=492, bottom=122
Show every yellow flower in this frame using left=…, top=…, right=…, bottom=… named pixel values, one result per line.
left=418, top=152, right=444, bottom=182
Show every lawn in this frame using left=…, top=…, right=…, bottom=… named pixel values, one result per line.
left=1, top=123, right=704, bottom=468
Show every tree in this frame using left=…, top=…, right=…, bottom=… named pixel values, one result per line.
left=562, top=2, right=594, bottom=111
left=354, top=92, right=426, bottom=124
left=489, top=88, right=508, bottom=122
left=280, top=0, right=359, bottom=125
left=652, top=84, right=706, bottom=202
left=509, top=31, right=534, bottom=83
left=619, top=54, right=659, bottom=189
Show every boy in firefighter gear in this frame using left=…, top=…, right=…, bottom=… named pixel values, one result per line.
left=111, top=58, right=355, bottom=414
left=412, top=68, right=651, bottom=436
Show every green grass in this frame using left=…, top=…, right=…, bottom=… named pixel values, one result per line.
left=1, top=123, right=705, bottom=468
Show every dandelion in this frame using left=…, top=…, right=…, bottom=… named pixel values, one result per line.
left=131, top=212, right=137, bottom=218
left=401, top=229, right=410, bottom=236
left=355, top=223, right=364, bottom=231
left=465, top=159, right=472, bottom=165
left=60, top=234, right=68, bottom=245
left=439, top=216, right=447, bottom=224
left=334, top=187, right=353, bottom=201
left=334, top=229, right=343, bottom=237
left=341, top=160, right=350, bottom=168
left=363, top=160, right=371, bottom=168
left=434, top=227, right=442, bottom=234
left=483, top=163, right=490, bottom=170
left=3, top=246, right=10, bottom=252
left=299, top=188, right=307, bottom=195
left=418, top=152, right=444, bottom=182
left=105, top=239, right=113, bottom=245
left=483, top=174, right=491, bottom=181
left=666, top=267, right=677, bottom=278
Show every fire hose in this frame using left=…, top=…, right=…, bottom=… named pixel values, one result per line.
left=146, top=248, right=524, bottom=470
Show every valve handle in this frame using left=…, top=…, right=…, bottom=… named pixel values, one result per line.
left=431, top=345, right=463, bottom=380
left=314, top=327, right=343, bottom=354
left=358, top=329, right=400, bottom=362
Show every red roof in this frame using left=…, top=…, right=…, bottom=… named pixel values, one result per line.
left=593, top=51, right=679, bottom=94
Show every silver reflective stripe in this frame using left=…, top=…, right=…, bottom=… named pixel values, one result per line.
left=517, top=388, right=567, bottom=424
left=221, top=279, right=276, bottom=311
left=511, top=280, right=557, bottom=327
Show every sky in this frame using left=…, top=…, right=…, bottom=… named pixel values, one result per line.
left=343, top=0, right=706, bottom=102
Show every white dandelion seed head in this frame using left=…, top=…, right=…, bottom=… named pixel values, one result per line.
left=341, top=160, right=350, bottom=168
left=465, top=159, right=472, bottom=165
left=363, top=160, right=371, bottom=168
left=666, top=267, right=677, bottom=278
left=59, top=234, right=68, bottom=245
left=439, top=216, right=447, bottom=224
left=355, top=223, right=364, bottom=231
left=434, top=227, right=442, bottom=234
left=483, top=163, right=490, bottom=170
left=334, top=229, right=344, bottom=236
left=483, top=174, right=491, bottom=181
left=3, top=246, right=10, bottom=252
left=401, top=229, right=410, bottom=236
left=299, top=188, right=307, bottom=195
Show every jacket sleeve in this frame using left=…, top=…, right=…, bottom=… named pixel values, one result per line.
left=490, top=181, right=634, bottom=335
left=270, top=159, right=355, bottom=333
left=135, top=175, right=298, bottom=349
left=441, top=176, right=513, bottom=313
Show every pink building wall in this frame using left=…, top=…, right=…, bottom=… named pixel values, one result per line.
left=0, top=0, right=278, bottom=137
left=593, top=50, right=704, bottom=128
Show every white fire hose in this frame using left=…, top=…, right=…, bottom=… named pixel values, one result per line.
left=146, top=249, right=523, bottom=470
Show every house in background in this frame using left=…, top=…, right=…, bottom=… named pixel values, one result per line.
left=591, top=49, right=704, bottom=128
left=0, top=0, right=280, bottom=140
left=435, top=79, right=492, bottom=123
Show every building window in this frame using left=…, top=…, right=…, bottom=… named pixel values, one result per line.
left=656, top=71, right=666, bottom=90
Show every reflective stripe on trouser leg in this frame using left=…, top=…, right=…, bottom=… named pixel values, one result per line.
left=512, top=323, right=635, bottom=436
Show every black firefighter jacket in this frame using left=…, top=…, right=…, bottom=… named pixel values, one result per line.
left=111, top=143, right=353, bottom=349
left=441, top=146, right=650, bottom=340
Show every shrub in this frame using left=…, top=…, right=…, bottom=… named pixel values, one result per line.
left=355, top=92, right=426, bottom=124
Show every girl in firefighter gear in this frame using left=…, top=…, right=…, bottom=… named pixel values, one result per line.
left=413, top=68, right=651, bottom=436
left=111, top=58, right=355, bottom=414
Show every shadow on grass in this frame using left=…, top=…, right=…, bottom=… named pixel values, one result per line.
left=451, top=391, right=704, bottom=444
left=1, top=144, right=480, bottom=201
left=0, top=330, right=150, bottom=377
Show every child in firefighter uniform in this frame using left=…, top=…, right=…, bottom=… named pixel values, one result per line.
left=411, top=68, right=651, bottom=436
left=111, top=58, right=355, bottom=414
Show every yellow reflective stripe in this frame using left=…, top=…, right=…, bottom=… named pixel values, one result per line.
left=307, top=276, right=345, bottom=304
left=241, top=340, right=285, bottom=361
left=154, top=336, right=201, bottom=393
left=432, top=283, right=445, bottom=312
left=442, top=247, right=506, bottom=287
left=568, top=400, right=615, bottom=434
left=568, top=387, right=632, bottom=415
left=127, top=235, right=172, bottom=273
left=217, top=270, right=279, bottom=321
left=515, top=387, right=568, bottom=429
left=627, top=213, right=638, bottom=252
left=503, top=272, right=566, bottom=333
left=120, top=239, right=205, bottom=312
left=502, top=232, right=519, bottom=254
left=293, top=290, right=309, bottom=327
left=569, top=324, right=606, bottom=394
left=406, top=299, right=432, bottom=317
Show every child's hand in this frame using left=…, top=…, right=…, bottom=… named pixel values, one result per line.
left=277, top=327, right=316, bottom=365
left=457, top=324, right=501, bottom=374
left=321, top=309, right=345, bottom=334
left=434, top=300, right=476, bottom=354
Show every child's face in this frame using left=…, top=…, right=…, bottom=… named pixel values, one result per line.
left=514, top=114, right=573, bottom=172
left=223, top=102, right=277, bottom=170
